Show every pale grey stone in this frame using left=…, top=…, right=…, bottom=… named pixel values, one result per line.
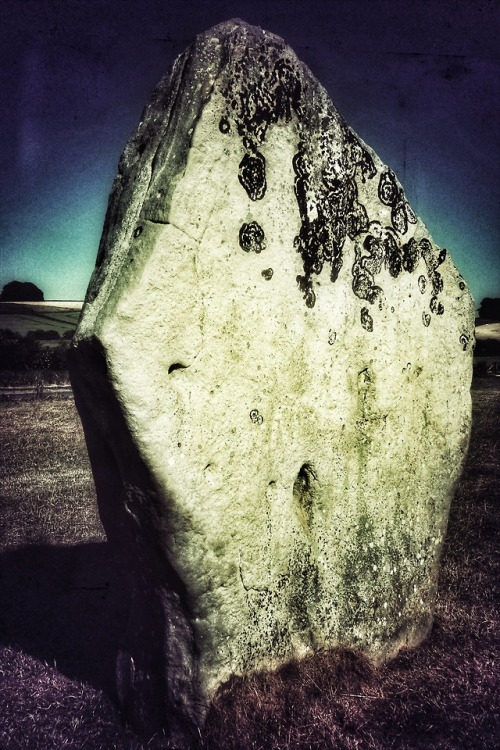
left=69, top=19, right=475, bottom=747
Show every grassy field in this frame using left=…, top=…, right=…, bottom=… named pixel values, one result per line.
left=0, top=302, right=82, bottom=379
left=0, top=377, right=498, bottom=749
left=0, top=302, right=81, bottom=339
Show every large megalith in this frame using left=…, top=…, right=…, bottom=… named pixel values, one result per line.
left=69, top=19, right=475, bottom=747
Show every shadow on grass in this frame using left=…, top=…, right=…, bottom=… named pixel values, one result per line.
left=0, top=541, right=128, bottom=698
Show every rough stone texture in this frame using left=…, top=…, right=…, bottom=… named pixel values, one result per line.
left=69, top=19, right=475, bottom=747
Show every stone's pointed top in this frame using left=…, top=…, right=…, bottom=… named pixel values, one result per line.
left=196, top=17, right=291, bottom=54
left=213, top=17, right=257, bottom=30
left=205, top=18, right=280, bottom=38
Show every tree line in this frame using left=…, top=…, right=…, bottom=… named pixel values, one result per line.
left=0, top=330, right=71, bottom=370
left=1, top=277, right=499, bottom=371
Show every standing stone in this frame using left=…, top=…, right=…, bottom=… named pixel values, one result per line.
left=69, top=19, right=474, bottom=747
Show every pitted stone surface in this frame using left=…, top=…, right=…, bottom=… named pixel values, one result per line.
left=70, top=19, right=475, bottom=747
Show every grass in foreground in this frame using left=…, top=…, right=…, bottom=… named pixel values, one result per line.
left=0, top=378, right=499, bottom=749
left=0, top=399, right=102, bottom=547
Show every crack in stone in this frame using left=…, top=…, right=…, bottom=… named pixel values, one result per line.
left=146, top=217, right=200, bottom=245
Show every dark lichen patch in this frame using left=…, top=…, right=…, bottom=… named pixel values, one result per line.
left=422, top=243, right=446, bottom=290
left=343, top=123, right=377, bottom=183
left=378, top=170, right=417, bottom=235
left=385, top=232, right=403, bottom=278
left=238, top=151, right=267, bottom=201
left=360, top=307, right=373, bottom=332
left=352, top=234, right=384, bottom=308
left=261, top=267, right=274, bottom=280
left=220, top=46, right=304, bottom=146
left=219, top=116, right=230, bottom=134
left=292, top=133, right=371, bottom=306
left=239, top=221, right=266, bottom=253
left=459, top=333, right=470, bottom=351
left=420, top=240, right=446, bottom=321
left=296, top=273, right=316, bottom=309
left=378, top=170, right=399, bottom=207
left=351, top=223, right=448, bottom=330
left=351, top=221, right=419, bottom=318
left=401, top=237, right=420, bottom=273
left=215, top=25, right=442, bottom=329
left=250, top=408, right=263, bottom=425
left=430, top=295, right=444, bottom=316
left=347, top=199, right=370, bottom=240
left=216, top=31, right=377, bottom=310
left=422, top=311, right=431, bottom=327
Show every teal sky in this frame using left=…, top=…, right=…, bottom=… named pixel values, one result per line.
left=0, top=0, right=498, bottom=306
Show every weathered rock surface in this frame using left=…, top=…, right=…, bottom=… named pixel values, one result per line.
left=69, top=19, right=475, bottom=747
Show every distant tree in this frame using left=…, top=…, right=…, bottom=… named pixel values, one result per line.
left=478, top=298, right=500, bottom=320
left=0, top=330, right=42, bottom=369
left=0, top=280, right=44, bottom=302
left=0, top=330, right=69, bottom=370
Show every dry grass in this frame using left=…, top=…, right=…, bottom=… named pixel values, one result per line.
left=0, top=400, right=102, bottom=547
left=0, top=646, right=147, bottom=750
left=0, top=377, right=499, bottom=749
left=0, top=370, right=71, bottom=388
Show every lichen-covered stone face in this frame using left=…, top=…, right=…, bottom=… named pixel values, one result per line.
left=69, top=19, right=475, bottom=747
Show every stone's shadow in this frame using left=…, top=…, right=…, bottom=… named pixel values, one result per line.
left=0, top=541, right=128, bottom=698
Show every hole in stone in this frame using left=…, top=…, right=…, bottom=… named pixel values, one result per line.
left=293, top=463, right=318, bottom=532
left=168, top=363, right=188, bottom=374
left=295, top=463, right=317, bottom=491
